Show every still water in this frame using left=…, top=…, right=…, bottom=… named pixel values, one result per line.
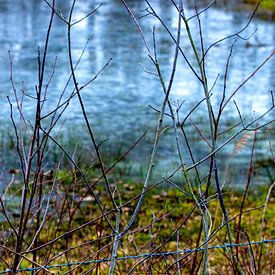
left=0, top=0, right=274, bottom=185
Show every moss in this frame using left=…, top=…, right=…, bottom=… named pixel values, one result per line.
left=243, top=0, right=275, bottom=19
left=245, top=0, right=275, bottom=9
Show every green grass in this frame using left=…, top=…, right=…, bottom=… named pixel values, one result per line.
left=245, top=0, right=275, bottom=10
left=1, top=174, right=274, bottom=273
left=244, top=0, right=275, bottom=18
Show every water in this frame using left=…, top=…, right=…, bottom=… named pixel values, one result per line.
left=0, top=0, right=274, bottom=185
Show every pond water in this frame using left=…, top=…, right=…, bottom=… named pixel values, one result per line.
left=0, top=0, right=274, bottom=185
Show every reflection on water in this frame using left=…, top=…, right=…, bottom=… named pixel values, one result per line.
left=0, top=0, right=274, bottom=184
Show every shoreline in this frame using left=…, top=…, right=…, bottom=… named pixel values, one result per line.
left=230, top=0, right=275, bottom=20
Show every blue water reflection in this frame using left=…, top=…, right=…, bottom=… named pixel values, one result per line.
left=0, top=0, right=274, bottom=184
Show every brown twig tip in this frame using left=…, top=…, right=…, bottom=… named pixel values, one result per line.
left=9, top=169, right=21, bottom=174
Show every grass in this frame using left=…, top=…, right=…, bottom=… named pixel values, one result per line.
left=245, top=0, right=275, bottom=10
left=1, top=1, right=274, bottom=273
left=243, top=0, right=275, bottom=19
left=1, top=171, right=274, bottom=273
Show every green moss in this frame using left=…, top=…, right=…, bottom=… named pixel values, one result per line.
left=245, top=0, right=275, bottom=9
left=244, top=0, right=275, bottom=18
